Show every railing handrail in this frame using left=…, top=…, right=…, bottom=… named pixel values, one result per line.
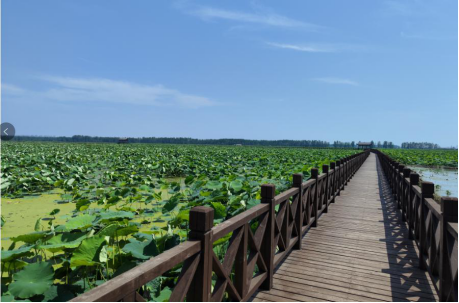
left=372, top=149, right=458, bottom=302
left=71, top=151, right=370, bottom=302
left=69, top=240, right=201, bottom=302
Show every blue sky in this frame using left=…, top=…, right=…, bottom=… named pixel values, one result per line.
left=3, top=0, right=458, bottom=146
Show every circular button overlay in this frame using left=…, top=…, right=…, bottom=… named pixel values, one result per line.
left=1, top=122, right=16, bottom=141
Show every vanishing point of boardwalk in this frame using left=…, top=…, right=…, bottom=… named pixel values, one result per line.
left=252, top=154, right=438, bottom=302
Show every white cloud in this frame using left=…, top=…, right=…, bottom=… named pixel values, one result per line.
left=266, top=42, right=335, bottom=53
left=180, top=4, right=322, bottom=31
left=2, top=83, right=26, bottom=95
left=312, top=77, right=359, bottom=86
left=267, top=42, right=367, bottom=53
left=3, top=76, right=215, bottom=108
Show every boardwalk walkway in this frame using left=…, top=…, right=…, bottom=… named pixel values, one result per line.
left=252, top=153, right=438, bottom=302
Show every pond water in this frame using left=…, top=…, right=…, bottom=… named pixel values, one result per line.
left=1, top=190, right=75, bottom=250
left=408, top=166, right=458, bottom=198
left=1, top=177, right=186, bottom=250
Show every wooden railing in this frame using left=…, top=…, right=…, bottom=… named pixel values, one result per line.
left=374, top=150, right=458, bottom=302
left=71, top=151, right=369, bottom=302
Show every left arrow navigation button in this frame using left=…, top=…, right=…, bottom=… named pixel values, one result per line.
left=1, top=123, right=16, bottom=141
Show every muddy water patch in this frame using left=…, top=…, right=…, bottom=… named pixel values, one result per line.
left=408, top=166, right=458, bottom=197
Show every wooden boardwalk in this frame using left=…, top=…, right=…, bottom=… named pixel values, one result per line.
left=252, top=153, right=438, bottom=302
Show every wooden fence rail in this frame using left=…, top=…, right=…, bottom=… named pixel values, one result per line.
left=71, top=151, right=369, bottom=302
left=373, top=150, right=458, bottom=302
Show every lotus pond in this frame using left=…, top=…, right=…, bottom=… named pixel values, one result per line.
left=1, top=142, right=360, bottom=301
left=380, top=149, right=458, bottom=199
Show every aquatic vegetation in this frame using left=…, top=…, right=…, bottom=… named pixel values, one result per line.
left=381, top=149, right=457, bottom=168
left=1, top=142, right=359, bottom=301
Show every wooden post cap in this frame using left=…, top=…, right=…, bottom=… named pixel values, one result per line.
left=441, top=197, right=458, bottom=222
left=403, top=168, right=411, bottom=178
left=421, top=181, right=435, bottom=196
left=189, top=206, right=214, bottom=232
left=322, top=165, right=329, bottom=173
left=292, top=174, right=303, bottom=187
left=336, top=160, right=341, bottom=166
left=311, top=168, right=319, bottom=178
left=398, top=164, right=405, bottom=171
left=261, top=184, right=276, bottom=199
left=410, top=173, right=419, bottom=185
left=330, top=162, right=336, bottom=169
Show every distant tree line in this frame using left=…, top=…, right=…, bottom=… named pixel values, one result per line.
left=13, top=135, right=335, bottom=147
left=333, top=141, right=356, bottom=148
left=401, top=142, right=440, bottom=149
left=375, top=141, right=395, bottom=148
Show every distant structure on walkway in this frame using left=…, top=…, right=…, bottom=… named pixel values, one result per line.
left=357, top=142, right=372, bottom=149
left=118, top=137, right=129, bottom=144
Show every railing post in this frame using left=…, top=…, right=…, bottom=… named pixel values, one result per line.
left=343, top=158, right=348, bottom=185
left=260, top=184, right=275, bottom=290
left=408, top=173, right=419, bottom=240
left=397, top=164, right=405, bottom=208
left=336, top=160, right=341, bottom=196
left=311, top=168, right=319, bottom=227
left=293, top=174, right=303, bottom=250
left=188, top=206, right=214, bottom=302
left=402, top=168, right=411, bottom=222
left=392, top=162, right=399, bottom=199
left=330, top=162, right=336, bottom=203
left=440, top=197, right=458, bottom=302
left=419, top=181, right=434, bottom=270
left=322, top=165, right=329, bottom=213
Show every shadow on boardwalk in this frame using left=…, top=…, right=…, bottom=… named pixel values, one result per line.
left=376, top=155, right=437, bottom=302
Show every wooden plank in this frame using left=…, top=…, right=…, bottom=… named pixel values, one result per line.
left=275, top=269, right=438, bottom=300
left=277, top=259, right=435, bottom=287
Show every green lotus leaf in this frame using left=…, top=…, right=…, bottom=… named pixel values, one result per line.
left=230, top=180, right=243, bottom=192
left=76, top=199, right=91, bottom=211
left=247, top=199, right=260, bottom=209
left=97, top=224, right=120, bottom=237
left=210, top=202, right=226, bottom=219
left=70, top=235, right=106, bottom=267
left=206, top=181, right=222, bottom=190
left=1, top=246, right=33, bottom=262
left=1, top=260, right=28, bottom=271
left=162, top=199, right=179, bottom=213
left=41, top=285, right=75, bottom=302
left=97, top=211, right=134, bottom=221
left=38, top=232, right=87, bottom=253
left=115, top=225, right=139, bottom=237
left=9, top=262, right=54, bottom=299
left=184, top=176, right=194, bottom=185
left=60, top=214, right=96, bottom=231
left=152, top=286, right=172, bottom=302
left=122, top=238, right=159, bottom=260
left=10, top=232, right=47, bottom=244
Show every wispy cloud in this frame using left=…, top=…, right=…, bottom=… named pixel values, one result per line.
left=3, top=76, right=216, bottom=108
left=266, top=42, right=335, bottom=53
left=312, top=77, right=359, bottom=86
left=177, top=3, right=322, bottom=31
left=2, top=83, right=27, bottom=95
left=267, top=42, right=366, bottom=53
